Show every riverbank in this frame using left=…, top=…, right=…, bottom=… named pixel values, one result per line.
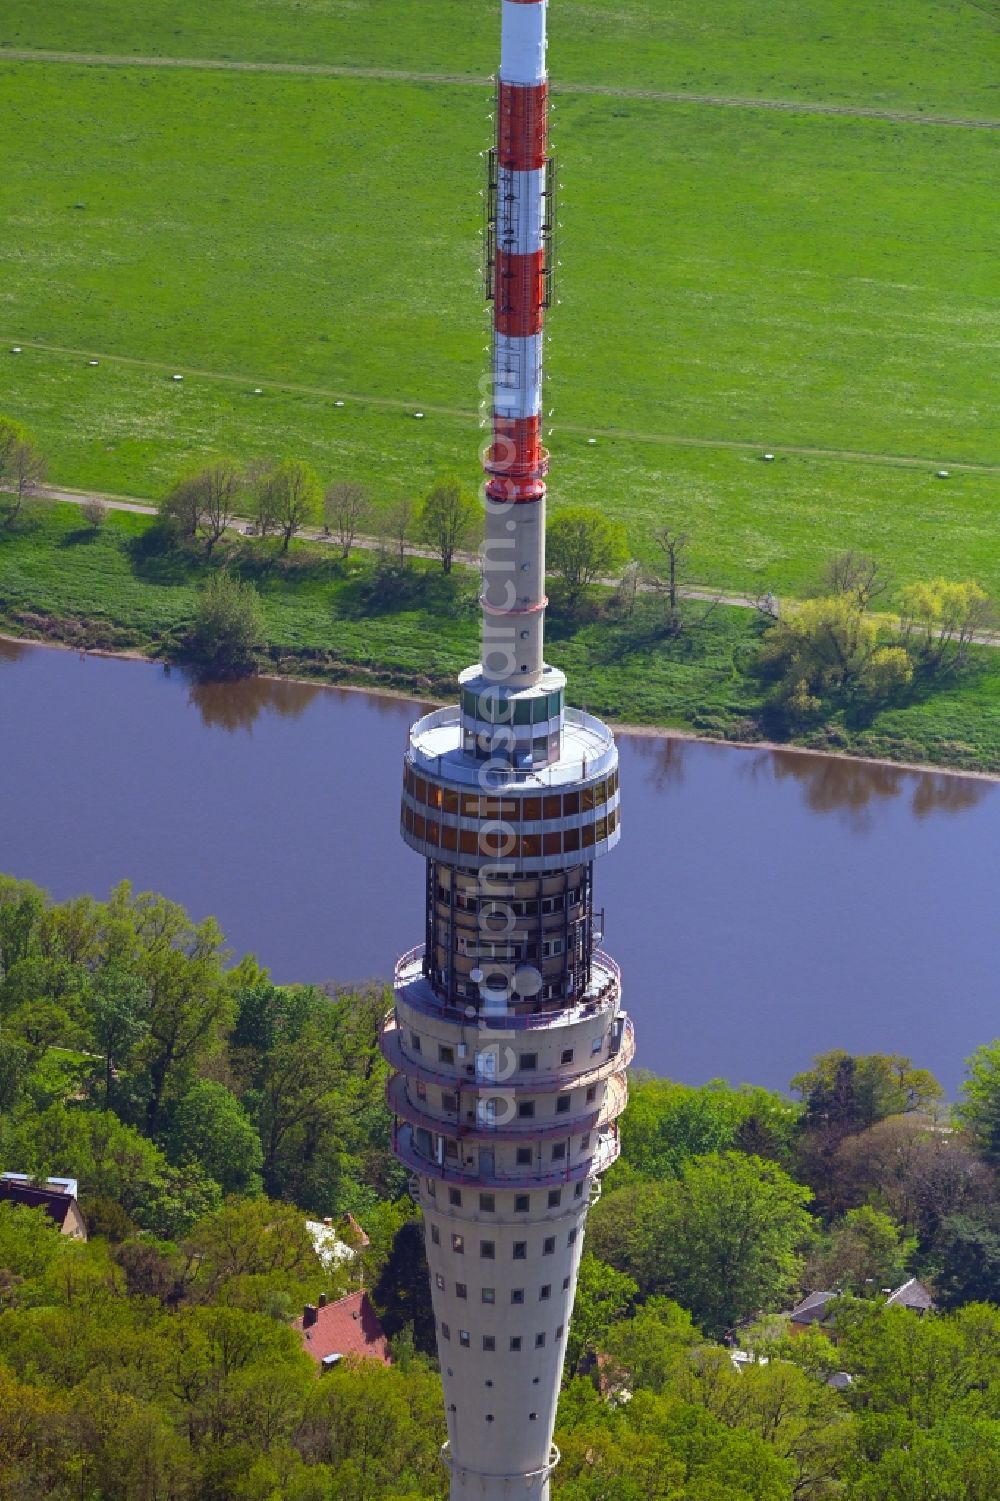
left=3, top=500, right=1000, bottom=774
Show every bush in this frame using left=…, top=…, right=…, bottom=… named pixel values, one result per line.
left=187, top=572, right=265, bottom=677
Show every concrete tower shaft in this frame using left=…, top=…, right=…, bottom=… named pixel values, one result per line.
left=481, top=0, right=553, bottom=688
left=385, top=3, right=633, bottom=1497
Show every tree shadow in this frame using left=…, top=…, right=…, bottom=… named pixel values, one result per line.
left=180, top=668, right=322, bottom=732
left=56, top=526, right=101, bottom=548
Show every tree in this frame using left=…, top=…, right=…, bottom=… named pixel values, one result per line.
left=831, top=1115, right=995, bottom=1238
left=194, top=459, right=241, bottom=556
left=547, top=507, right=627, bottom=593
left=820, top=549, right=890, bottom=611
left=160, top=474, right=206, bottom=540
left=188, top=571, right=265, bottom=677
left=590, top=1153, right=814, bottom=1336
left=615, top=559, right=641, bottom=618
left=804, top=1206, right=916, bottom=1296
left=164, top=1079, right=263, bottom=1195
left=324, top=480, right=370, bottom=559
left=416, top=476, right=479, bottom=573
left=384, top=495, right=414, bottom=562
left=89, top=963, right=150, bottom=1109
left=792, top=1051, right=944, bottom=1136
left=260, top=460, right=322, bottom=552
left=955, top=1040, right=1000, bottom=1164
left=652, top=525, right=689, bottom=631
left=760, top=597, right=913, bottom=719
left=81, top=498, right=107, bottom=531
left=617, top=1075, right=800, bottom=1183
left=0, top=427, right=45, bottom=525
left=564, top=1256, right=638, bottom=1374
left=899, top=578, right=994, bottom=667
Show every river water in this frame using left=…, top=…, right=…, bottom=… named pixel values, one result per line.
left=1, top=638, right=996, bottom=1095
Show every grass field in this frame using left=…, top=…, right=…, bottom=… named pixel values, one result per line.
left=0, top=49, right=996, bottom=599
left=2, top=0, right=998, bottom=117
left=5, top=502, right=1000, bottom=774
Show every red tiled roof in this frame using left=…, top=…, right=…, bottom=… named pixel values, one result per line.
left=293, top=1291, right=391, bottom=1367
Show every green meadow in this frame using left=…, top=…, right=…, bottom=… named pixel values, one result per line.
left=0, top=47, right=996, bottom=599
left=2, top=0, right=998, bottom=117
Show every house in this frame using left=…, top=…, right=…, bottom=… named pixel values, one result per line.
left=885, top=1277, right=935, bottom=1314
left=0, top=1173, right=87, bottom=1240
left=293, top=1290, right=392, bottom=1370
left=787, top=1290, right=839, bottom=1335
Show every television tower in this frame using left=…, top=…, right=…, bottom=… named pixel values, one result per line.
left=383, top=2, right=633, bottom=1495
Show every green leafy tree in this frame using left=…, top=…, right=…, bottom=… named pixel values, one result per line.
left=616, top=1074, right=800, bottom=1184
left=547, top=507, right=628, bottom=593
left=89, top=963, right=150, bottom=1109
left=899, top=577, right=994, bottom=667
left=599, top=1296, right=700, bottom=1393
left=564, top=1255, right=638, bottom=1374
left=955, top=1040, right=1000, bottom=1165
left=416, top=475, right=479, bottom=573
left=261, top=459, right=322, bottom=552
left=932, top=1209, right=1000, bottom=1309
left=188, top=570, right=266, bottom=678
left=591, top=1152, right=814, bottom=1335
left=0, top=416, right=45, bottom=526
left=164, top=1079, right=263, bottom=1195
left=804, top=1205, right=916, bottom=1296
left=760, top=596, right=912, bottom=719
left=792, top=1051, right=944, bottom=1133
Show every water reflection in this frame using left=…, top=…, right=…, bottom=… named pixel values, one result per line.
left=767, top=748, right=990, bottom=823
left=183, top=673, right=322, bottom=733
left=0, top=637, right=28, bottom=665
left=623, top=732, right=686, bottom=790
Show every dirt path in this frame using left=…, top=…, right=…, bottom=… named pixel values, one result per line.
left=7, top=338, right=998, bottom=477
left=24, top=482, right=1000, bottom=649
left=2, top=47, right=998, bottom=130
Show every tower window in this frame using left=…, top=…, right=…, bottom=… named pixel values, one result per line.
left=556, top=1096, right=571, bottom=1115
left=411, top=1034, right=422, bottom=1052
left=562, top=1276, right=570, bottom=1290
left=580, top=1133, right=590, bottom=1150
left=479, top=1193, right=495, bottom=1212
left=442, top=1093, right=459, bottom=1112
left=552, top=1143, right=566, bottom=1161
left=515, top=1194, right=530, bottom=1213
left=529, top=1412, right=538, bottom=1421
left=543, top=1237, right=555, bottom=1256
left=435, top=1273, right=445, bottom=1290
left=586, top=1085, right=597, bottom=1103
left=513, top=1242, right=527, bottom=1260
left=518, top=1101, right=535, bottom=1119
left=548, top=1189, right=562, bottom=1208
left=452, top=1234, right=464, bottom=1253
left=535, top=1332, right=546, bottom=1348
left=568, top=1229, right=578, bottom=1246
left=511, top=1288, right=524, bottom=1304
left=520, top=1052, right=537, bottom=1071
left=482, top=1287, right=495, bottom=1304
left=483, top=1336, right=496, bottom=1352
left=441, top=1322, right=450, bottom=1339
left=431, top=1225, right=440, bottom=1245
left=516, top=1147, right=533, bottom=1165
left=556, top=1324, right=565, bottom=1339
left=449, top=1187, right=462, bottom=1206
left=486, top=1413, right=495, bottom=1422
left=459, top=1330, right=470, bottom=1348
left=561, top=1048, right=574, bottom=1064
left=540, top=1284, right=551, bottom=1301
left=480, top=1240, right=495, bottom=1259
left=510, top=1336, right=522, bottom=1351
left=439, top=1045, right=455, bottom=1065
left=456, top=1283, right=467, bottom=1299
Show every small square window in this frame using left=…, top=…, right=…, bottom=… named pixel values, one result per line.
left=452, top=1234, right=464, bottom=1253
left=543, top=1237, right=555, bottom=1256
left=529, top=1410, right=538, bottom=1421
left=513, top=1241, right=527, bottom=1260
left=556, top=1096, right=571, bottom=1115
left=520, top=1052, right=538, bottom=1071
left=485, top=1413, right=494, bottom=1422
left=482, top=1287, right=495, bottom=1304
left=441, top=1322, right=450, bottom=1339
left=436, top=1273, right=445, bottom=1290
left=568, top=1229, right=577, bottom=1246
left=416, top=1080, right=427, bottom=1100
left=431, top=1225, right=440, bottom=1245
left=510, top=1336, right=522, bottom=1352
left=479, top=1193, right=495, bottom=1213
left=516, top=1147, right=533, bottom=1166
left=556, top=1324, right=565, bottom=1339
left=574, top=1182, right=584, bottom=1198
left=518, top=1101, right=536, bottom=1119
left=591, top=1037, right=602, bottom=1055
left=442, top=1092, right=459, bottom=1112
left=483, top=1335, right=496, bottom=1352
left=515, top=1193, right=530, bottom=1213
left=562, top=1276, right=570, bottom=1290
left=459, top=1330, right=470, bottom=1348
left=552, top=1143, right=566, bottom=1161
left=535, top=1332, right=546, bottom=1348
left=580, top=1133, right=590, bottom=1150
left=540, top=1284, right=551, bottom=1301
left=411, top=1034, right=422, bottom=1052
left=548, top=1189, right=562, bottom=1208
left=480, top=1240, right=495, bottom=1259
left=586, top=1085, right=597, bottom=1103
left=456, top=1282, right=467, bottom=1299
left=511, top=1288, right=524, bottom=1304
left=561, top=1048, right=574, bottom=1064
left=426, top=1177, right=436, bottom=1196
left=439, top=1045, right=455, bottom=1065
left=449, top=1187, right=462, bottom=1207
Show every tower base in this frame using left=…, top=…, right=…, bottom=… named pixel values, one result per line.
left=443, top=1442, right=558, bottom=1499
